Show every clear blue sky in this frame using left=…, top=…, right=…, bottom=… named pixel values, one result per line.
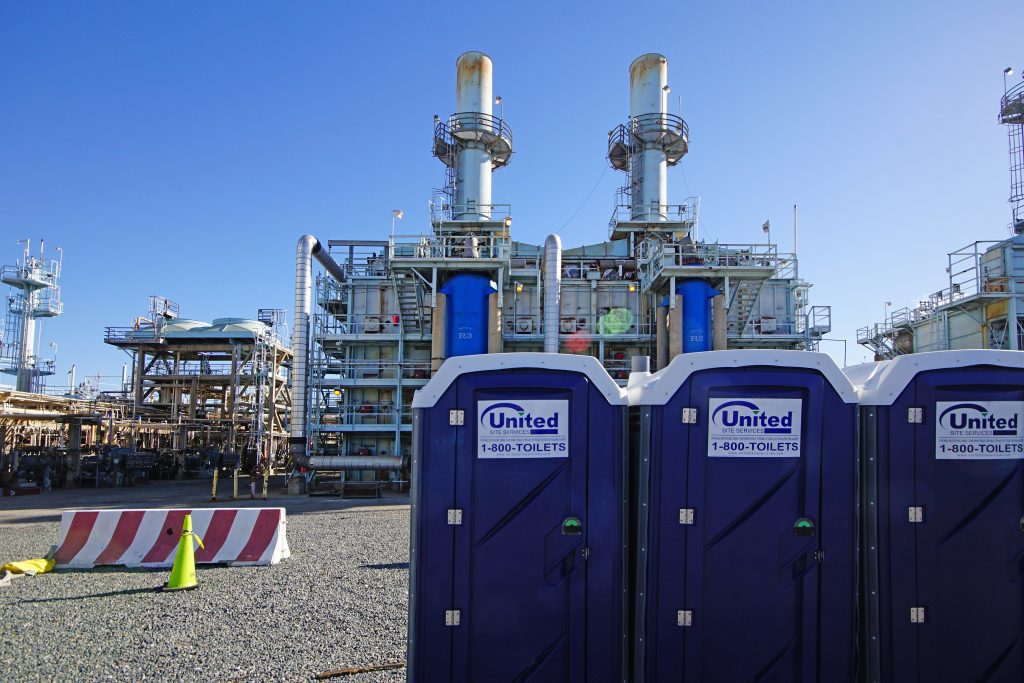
left=2, top=1, right=1021, bottom=387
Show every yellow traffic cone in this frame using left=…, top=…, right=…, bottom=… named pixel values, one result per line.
left=162, top=513, right=205, bottom=591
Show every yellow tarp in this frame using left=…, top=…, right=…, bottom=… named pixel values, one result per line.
left=1, top=558, right=55, bottom=575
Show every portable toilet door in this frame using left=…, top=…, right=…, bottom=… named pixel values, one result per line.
left=631, top=351, right=859, bottom=683
left=853, top=350, right=1024, bottom=683
left=407, top=353, right=629, bottom=683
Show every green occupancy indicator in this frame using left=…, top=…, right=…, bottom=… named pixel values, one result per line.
left=793, top=517, right=815, bottom=536
left=562, top=516, right=583, bottom=536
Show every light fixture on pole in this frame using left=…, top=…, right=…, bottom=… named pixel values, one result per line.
left=390, top=209, right=403, bottom=239
left=884, top=301, right=892, bottom=327
left=495, top=95, right=503, bottom=120
left=1005, top=67, right=1014, bottom=93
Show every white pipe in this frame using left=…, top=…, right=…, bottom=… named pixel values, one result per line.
left=543, top=234, right=562, bottom=353
left=290, top=235, right=348, bottom=470
left=290, top=235, right=315, bottom=467
left=310, top=241, right=347, bottom=281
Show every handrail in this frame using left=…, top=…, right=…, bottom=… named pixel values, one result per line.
left=1001, top=80, right=1024, bottom=123
left=390, top=233, right=511, bottom=261
left=429, top=200, right=513, bottom=224
left=608, top=196, right=700, bottom=234
left=1, top=263, right=58, bottom=285
left=631, top=112, right=689, bottom=139
left=437, top=112, right=513, bottom=147
left=312, top=313, right=406, bottom=336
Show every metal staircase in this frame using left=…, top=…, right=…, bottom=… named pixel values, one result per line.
left=394, top=275, right=424, bottom=337
left=727, top=279, right=767, bottom=336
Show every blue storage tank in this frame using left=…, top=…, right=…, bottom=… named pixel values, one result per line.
left=849, top=350, right=1024, bottom=683
left=408, top=353, right=629, bottom=683
left=631, top=350, right=859, bottom=682
left=440, top=273, right=495, bottom=357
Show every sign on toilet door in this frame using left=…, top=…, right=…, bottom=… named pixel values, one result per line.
left=707, top=398, right=802, bottom=457
left=477, top=399, right=569, bottom=458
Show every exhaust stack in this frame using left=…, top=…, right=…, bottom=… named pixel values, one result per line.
left=433, top=52, right=513, bottom=221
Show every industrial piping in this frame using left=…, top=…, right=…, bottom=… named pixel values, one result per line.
left=290, top=234, right=404, bottom=473
left=543, top=234, right=562, bottom=353
left=289, top=234, right=346, bottom=469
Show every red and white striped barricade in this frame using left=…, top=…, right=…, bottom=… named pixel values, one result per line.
left=53, top=507, right=291, bottom=568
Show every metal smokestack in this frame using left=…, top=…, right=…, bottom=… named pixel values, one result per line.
left=608, top=54, right=688, bottom=224
left=434, top=52, right=512, bottom=222
left=455, top=52, right=493, bottom=220
left=630, top=54, right=670, bottom=222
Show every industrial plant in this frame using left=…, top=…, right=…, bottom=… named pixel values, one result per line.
left=1, top=282, right=292, bottom=493
left=5, top=51, right=1023, bottom=498
left=858, top=69, right=1024, bottom=358
left=286, top=52, right=831, bottom=493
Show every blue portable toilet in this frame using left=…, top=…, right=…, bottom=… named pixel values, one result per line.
left=408, top=353, right=629, bottom=683
left=630, top=350, right=859, bottom=682
left=850, top=350, right=1024, bottom=683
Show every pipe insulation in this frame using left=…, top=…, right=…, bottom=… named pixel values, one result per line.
left=310, top=240, right=347, bottom=281
left=307, top=456, right=403, bottom=471
left=289, top=234, right=347, bottom=469
left=543, top=234, right=562, bottom=353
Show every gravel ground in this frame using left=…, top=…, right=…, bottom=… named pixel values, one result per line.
left=0, top=482, right=410, bottom=682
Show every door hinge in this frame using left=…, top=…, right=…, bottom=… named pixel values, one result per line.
left=910, top=607, right=926, bottom=624
left=449, top=410, right=464, bottom=426
left=814, top=549, right=825, bottom=563
left=445, top=609, right=461, bottom=626
left=681, top=407, right=698, bottom=424
left=677, top=610, right=693, bottom=626
left=581, top=546, right=590, bottom=560
left=679, top=508, right=695, bottom=525
left=908, top=506, right=924, bottom=523
left=907, top=407, right=924, bottom=424
left=447, top=509, right=463, bottom=526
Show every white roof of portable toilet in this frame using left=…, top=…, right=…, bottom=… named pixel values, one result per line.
left=411, top=353, right=628, bottom=408
left=630, top=350, right=858, bottom=405
left=849, top=350, right=1024, bottom=405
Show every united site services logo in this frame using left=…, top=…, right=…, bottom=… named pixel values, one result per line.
left=479, top=402, right=560, bottom=435
left=939, top=403, right=1018, bottom=436
left=711, top=400, right=794, bottom=434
